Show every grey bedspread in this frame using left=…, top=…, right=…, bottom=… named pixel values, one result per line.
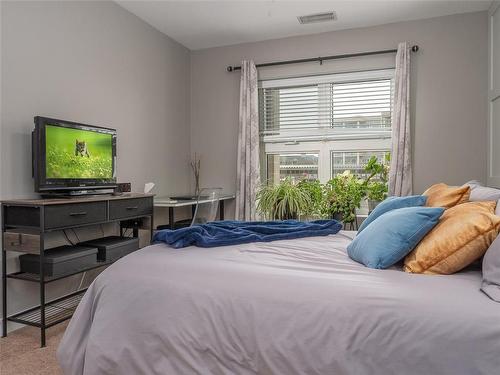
left=57, top=231, right=500, bottom=375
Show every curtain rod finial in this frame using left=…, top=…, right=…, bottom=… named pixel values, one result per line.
left=411, top=45, right=419, bottom=52
left=226, top=66, right=234, bottom=72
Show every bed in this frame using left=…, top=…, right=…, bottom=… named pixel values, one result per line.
left=57, top=231, right=500, bottom=375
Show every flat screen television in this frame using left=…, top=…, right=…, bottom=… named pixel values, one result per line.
left=33, top=116, right=117, bottom=195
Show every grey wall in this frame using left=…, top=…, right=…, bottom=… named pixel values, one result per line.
left=0, top=1, right=191, bottom=328
left=190, top=11, right=488, bottom=217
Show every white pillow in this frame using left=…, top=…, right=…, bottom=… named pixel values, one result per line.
left=465, top=180, right=500, bottom=216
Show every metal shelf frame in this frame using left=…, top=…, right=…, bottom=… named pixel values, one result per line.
left=2, top=196, right=154, bottom=347
left=7, top=289, right=86, bottom=328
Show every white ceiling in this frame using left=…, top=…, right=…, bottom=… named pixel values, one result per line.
left=116, top=1, right=492, bottom=50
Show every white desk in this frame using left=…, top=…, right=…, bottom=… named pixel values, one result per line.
left=154, top=194, right=235, bottom=229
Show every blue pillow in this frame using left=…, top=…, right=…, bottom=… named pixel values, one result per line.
left=347, top=206, right=444, bottom=269
left=358, top=195, right=427, bottom=233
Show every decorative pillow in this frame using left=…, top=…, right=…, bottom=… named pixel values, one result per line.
left=357, top=195, right=427, bottom=233
left=465, top=180, right=500, bottom=216
left=423, top=183, right=470, bottom=209
left=482, top=234, right=500, bottom=302
left=404, top=201, right=500, bottom=275
left=347, top=206, right=444, bottom=269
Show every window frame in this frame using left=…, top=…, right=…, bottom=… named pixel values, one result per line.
left=259, top=69, right=394, bottom=185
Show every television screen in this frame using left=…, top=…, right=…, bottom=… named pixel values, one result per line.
left=45, top=124, right=113, bottom=179
left=33, top=116, right=117, bottom=193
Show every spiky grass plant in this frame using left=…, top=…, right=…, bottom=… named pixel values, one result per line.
left=256, top=178, right=311, bottom=220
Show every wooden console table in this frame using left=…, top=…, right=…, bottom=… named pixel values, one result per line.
left=1, top=193, right=154, bottom=347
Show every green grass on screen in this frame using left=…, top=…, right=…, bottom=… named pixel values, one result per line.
left=45, top=124, right=113, bottom=179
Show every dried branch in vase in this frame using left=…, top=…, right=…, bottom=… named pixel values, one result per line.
left=191, top=153, right=201, bottom=196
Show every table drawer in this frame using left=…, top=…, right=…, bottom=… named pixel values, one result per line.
left=109, top=197, right=153, bottom=220
left=44, top=202, right=107, bottom=229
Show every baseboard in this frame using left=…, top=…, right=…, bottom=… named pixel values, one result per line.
left=0, top=318, right=25, bottom=335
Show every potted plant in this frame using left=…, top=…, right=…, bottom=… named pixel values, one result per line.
left=366, top=181, right=388, bottom=212
left=295, top=179, right=326, bottom=219
left=363, top=155, right=390, bottom=212
left=256, top=178, right=311, bottom=220
left=323, top=171, right=365, bottom=224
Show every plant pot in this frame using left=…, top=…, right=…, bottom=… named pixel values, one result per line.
left=332, top=212, right=344, bottom=222
left=368, top=199, right=382, bottom=213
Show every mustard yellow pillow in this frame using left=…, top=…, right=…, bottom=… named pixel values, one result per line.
left=423, top=183, right=470, bottom=209
left=404, top=201, right=500, bottom=274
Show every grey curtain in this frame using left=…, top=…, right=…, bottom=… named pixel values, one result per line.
left=235, top=60, right=260, bottom=220
left=389, top=42, right=413, bottom=196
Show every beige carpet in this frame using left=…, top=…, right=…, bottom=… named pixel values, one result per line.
left=0, top=322, right=67, bottom=375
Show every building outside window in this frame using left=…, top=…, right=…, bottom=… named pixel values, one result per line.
left=331, top=150, right=390, bottom=179
left=259, top=69, right=393, bottom=185
left=266, top=153, right=319, bottom=183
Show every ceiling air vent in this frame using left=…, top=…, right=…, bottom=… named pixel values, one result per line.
left=297, top=11, right=336, bottom=24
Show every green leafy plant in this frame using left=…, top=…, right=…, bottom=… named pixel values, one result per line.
left=363, top=155, right=390, bottom=202
left=323, top=171, right=365, bottom=223
left=256, top=178, right=311, bottom=220
left=296, top=179, right=324, bottom=218
left=364, top=155, right=388, bottom=182
left=366, top=181, right=388, bottom=201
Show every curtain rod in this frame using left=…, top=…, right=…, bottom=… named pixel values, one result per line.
left=226, top=45, right=419, bottom=72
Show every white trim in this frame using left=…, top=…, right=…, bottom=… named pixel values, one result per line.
left=488, top=1, right=500, bottom=187
left=260, top=69, right=394, bottom=89
left=489, top=3, right=499, bottom=92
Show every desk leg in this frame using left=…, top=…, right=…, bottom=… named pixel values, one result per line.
left=150, top=214, right=154, bottom=243
left=2, top=247, right=6, bottom=338
left=169, top=207, right=175, bottom=230
left=2, top=205, right=6, bottom=338
left=219, top=201, right=225, bottom=221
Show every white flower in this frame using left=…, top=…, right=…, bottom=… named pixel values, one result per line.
left=341, top=170, right=351, bottom=177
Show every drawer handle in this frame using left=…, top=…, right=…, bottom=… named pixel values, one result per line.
left=69, top=211, right=87, bottom=217
left=126, top=206, right=138, bottom=210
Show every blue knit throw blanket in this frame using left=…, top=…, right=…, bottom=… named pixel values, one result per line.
left=153, top=220, right=342, bottom=249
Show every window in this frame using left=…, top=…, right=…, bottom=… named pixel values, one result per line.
left=331, top=150, right=390, bottom=179
left=267, top=153, right=319, bottom=182
left=259, top=70, right=393, bottom=185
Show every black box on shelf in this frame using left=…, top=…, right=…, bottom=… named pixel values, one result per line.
left=82, top=236, right=139, bottom=262
left=19, top=245, right=98, bottom=277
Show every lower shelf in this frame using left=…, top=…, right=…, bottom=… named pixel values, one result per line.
left=6, top=260, right=113, bottom=283
left=7, top=289, right=86, bottom=328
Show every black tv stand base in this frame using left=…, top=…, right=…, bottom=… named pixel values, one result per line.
left=41, top=189, right=115, bottom=198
